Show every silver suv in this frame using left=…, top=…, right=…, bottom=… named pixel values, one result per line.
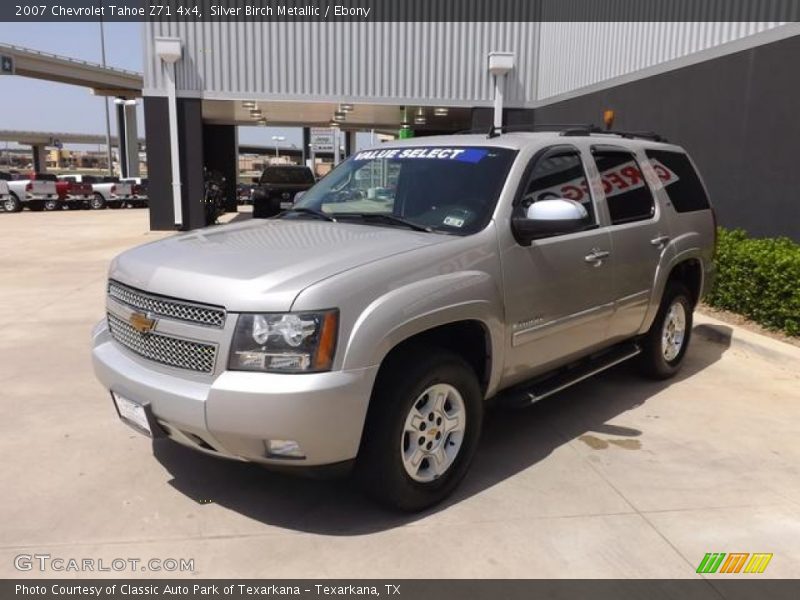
left=92, top=129, right=716, bottom=510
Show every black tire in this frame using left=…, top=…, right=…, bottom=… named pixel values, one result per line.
left=90, top=194, right=106, bottom=210
left=638, top=282, right=694, bottom=380
left=355, top=347, right=483, bottom=511
left=44, top=198, right=59, bottom=211
left=4, top=193, right=22, bottom=213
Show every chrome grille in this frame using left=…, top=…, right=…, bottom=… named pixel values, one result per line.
left=107, top=313, right=217, bottom=374
left=108, top=280, right=226, bottom=328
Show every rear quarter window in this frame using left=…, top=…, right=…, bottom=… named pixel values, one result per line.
left=645, top=150, right=710, bottom=213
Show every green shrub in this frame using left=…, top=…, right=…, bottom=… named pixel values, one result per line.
left=706, top=228, right=800, bottom=336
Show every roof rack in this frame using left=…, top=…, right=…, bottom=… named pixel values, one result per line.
left=456, top=123, right=667, bottom=143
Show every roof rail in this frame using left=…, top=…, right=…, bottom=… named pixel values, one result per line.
left=455, top=123, right=667, bottom=142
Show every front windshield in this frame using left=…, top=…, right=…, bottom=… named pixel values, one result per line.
left=290, top=146, right=517, bottom=234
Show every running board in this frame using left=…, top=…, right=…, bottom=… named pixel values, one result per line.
left=497, top=341, right=641, bottom=408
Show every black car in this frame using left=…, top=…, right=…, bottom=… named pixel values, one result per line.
left=252, top=165, right=315, bottom=218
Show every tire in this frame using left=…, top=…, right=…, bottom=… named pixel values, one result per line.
left=637, top=282, right=694, bottom=380
left=4, top=193, right=22, bottom=213
left=44, top=198, right=59, bottom=211
left=90, top=194, right=106, bottom=210
left=355, top=347, right=483, bottom=511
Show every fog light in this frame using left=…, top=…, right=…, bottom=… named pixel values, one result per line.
left=266, top=439, right=305, bottom=459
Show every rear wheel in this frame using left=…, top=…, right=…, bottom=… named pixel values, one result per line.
left=356, top=347, right=483, bottom=511
left=4, top=193, right=22, bottom=213
left=90, top=194, right=106, bottom=210
left=638, top=283, right=693, bottom=379
left=44, top=198, right=59, bottom=211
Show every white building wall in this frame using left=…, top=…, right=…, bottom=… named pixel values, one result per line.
left=536, top=22, right=789, bottom=100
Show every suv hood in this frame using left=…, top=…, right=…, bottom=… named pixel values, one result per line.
left=110, top=219, right=452, bottom=311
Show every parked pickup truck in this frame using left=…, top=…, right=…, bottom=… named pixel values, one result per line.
left=0, top=172, right=10, bottom=209
left=121, top=177, right=148, bottom=208
left=251, top=165, right=316, bottom=218
left=92, top=128, right=716, bottom=511
left=6, top=172, right=58, bottom=212
left=58, top=174, right=134, bottom=210
left=56, top=178, right=94, bottom=210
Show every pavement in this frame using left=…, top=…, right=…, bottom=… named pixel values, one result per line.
left=1, top=208, right=799, bottom=579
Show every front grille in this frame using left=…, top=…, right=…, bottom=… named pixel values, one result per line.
left=107, top=313, right=217, bottom=374
left=108, top=280, right=225, bottom=328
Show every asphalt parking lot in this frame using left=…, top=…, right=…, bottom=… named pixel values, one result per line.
left=1, top=209, right=799, bottom=579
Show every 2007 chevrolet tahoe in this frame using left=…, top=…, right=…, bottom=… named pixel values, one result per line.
left=92, top=128, right=716, bottom=510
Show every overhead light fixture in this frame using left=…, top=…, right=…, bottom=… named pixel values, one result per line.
left=334, top=111, right=346, bottom=121
left=258, top=119, right=267, bottom=126
left=329, top=120, right=340, bottom=128
left=250, top=109, right=263, bottom=118
left=340, top=103, right=354, bottom=112
left=242, top=101, right=256, bottom=109
left=434, top=107, right=449, bottom=117
left=414, top=107, right=426, bottom=125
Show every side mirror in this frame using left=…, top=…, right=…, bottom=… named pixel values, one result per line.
left=512, top=199, right=589, bottom=244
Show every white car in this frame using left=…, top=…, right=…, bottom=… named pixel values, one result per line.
left=120, top=177, right=148, bottom=208
left=58, top=174, right=134, bottom=210
left=6, top=173, right=58, bottom=212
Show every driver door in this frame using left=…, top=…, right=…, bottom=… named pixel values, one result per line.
left=502, top=145, right=615, bottom=385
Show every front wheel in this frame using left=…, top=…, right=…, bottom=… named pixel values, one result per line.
left=4, top=193, right=22, bottom=213
left=638, top=283, right=693, bottom=379
left=90, top=194, right=106, bottom=210
left=356, top=348, right=483, bottom=511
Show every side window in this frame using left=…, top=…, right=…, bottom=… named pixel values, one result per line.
left=645, top=149, right=710, bottom=212
left=592, top=149, right=655, bottom=225
left=519, top=148, right=596, bottom=224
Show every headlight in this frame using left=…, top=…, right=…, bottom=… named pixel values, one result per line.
left=229, top=310, right=338, bottom=373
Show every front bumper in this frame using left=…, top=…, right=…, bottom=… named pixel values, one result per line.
left=92, top=320, right=379, bottom=466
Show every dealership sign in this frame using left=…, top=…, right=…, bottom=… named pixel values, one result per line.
left=310, top=128, right=335, bottom=152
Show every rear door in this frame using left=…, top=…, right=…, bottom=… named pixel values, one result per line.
left=502, top=145, right=615, bottom=383
left=590, top=145, right=669, bottom=340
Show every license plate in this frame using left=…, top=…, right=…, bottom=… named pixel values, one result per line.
left=112, top=392, right=152, bottom=436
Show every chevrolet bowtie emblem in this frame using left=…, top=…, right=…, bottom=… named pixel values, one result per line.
left=129, top=312, right=157, bottom=334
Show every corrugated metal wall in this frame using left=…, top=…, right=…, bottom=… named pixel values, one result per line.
left=536, top=22, right=788, bottom=100
left=144, top=21, right=540, bottom=106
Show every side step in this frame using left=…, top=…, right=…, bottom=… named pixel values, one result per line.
left=496, top=341, right=641, bottom=408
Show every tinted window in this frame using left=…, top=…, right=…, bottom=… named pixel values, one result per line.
left=520, top=149, right=596, bottom=224
left=592, top=150, right=655, bottom=225
left=645, top=150, right=710, bottom=212
left=261, top=167, right=315, bottom=184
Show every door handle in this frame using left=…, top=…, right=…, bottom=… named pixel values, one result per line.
left=584, top=249, right=610, bottom=265
left=650, top=235, right=670, bottom=248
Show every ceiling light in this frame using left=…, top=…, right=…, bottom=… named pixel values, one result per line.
left=258, top=119, right=267, bottom=126
left=329, top=121, right=340, bottom=128
left=334, top=111, right=346, bottom=120
left=414, top=116, right=427, bottom=125
left=250, top=109, right=263, bottom=118
left=341, top=103, right=354, bottom=112
left=434, top=107, right=449, bottom=116
left=242, top=101, right=256, bottom=109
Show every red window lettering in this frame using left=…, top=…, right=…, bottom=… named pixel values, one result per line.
left=620, top=166, right=642, bottom=185
left=561, top=185, right=584, bottom=201
left=606, top=172, right=629, bottom=191
left=653, top=164, right=671, bottom=182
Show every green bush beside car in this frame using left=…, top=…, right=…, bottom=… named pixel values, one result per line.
left=707, top=228, right=800, bottom=336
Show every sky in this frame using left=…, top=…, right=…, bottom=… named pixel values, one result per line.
left=0, top=22, right=306, bottom=149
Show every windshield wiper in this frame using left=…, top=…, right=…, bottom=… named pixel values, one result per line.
left=337, top=212, right=433, bottom=233
left=281, top=207, right=336, bottom=222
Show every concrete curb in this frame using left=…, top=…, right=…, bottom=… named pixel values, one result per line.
left=693, top=312, right=800, bottom=370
